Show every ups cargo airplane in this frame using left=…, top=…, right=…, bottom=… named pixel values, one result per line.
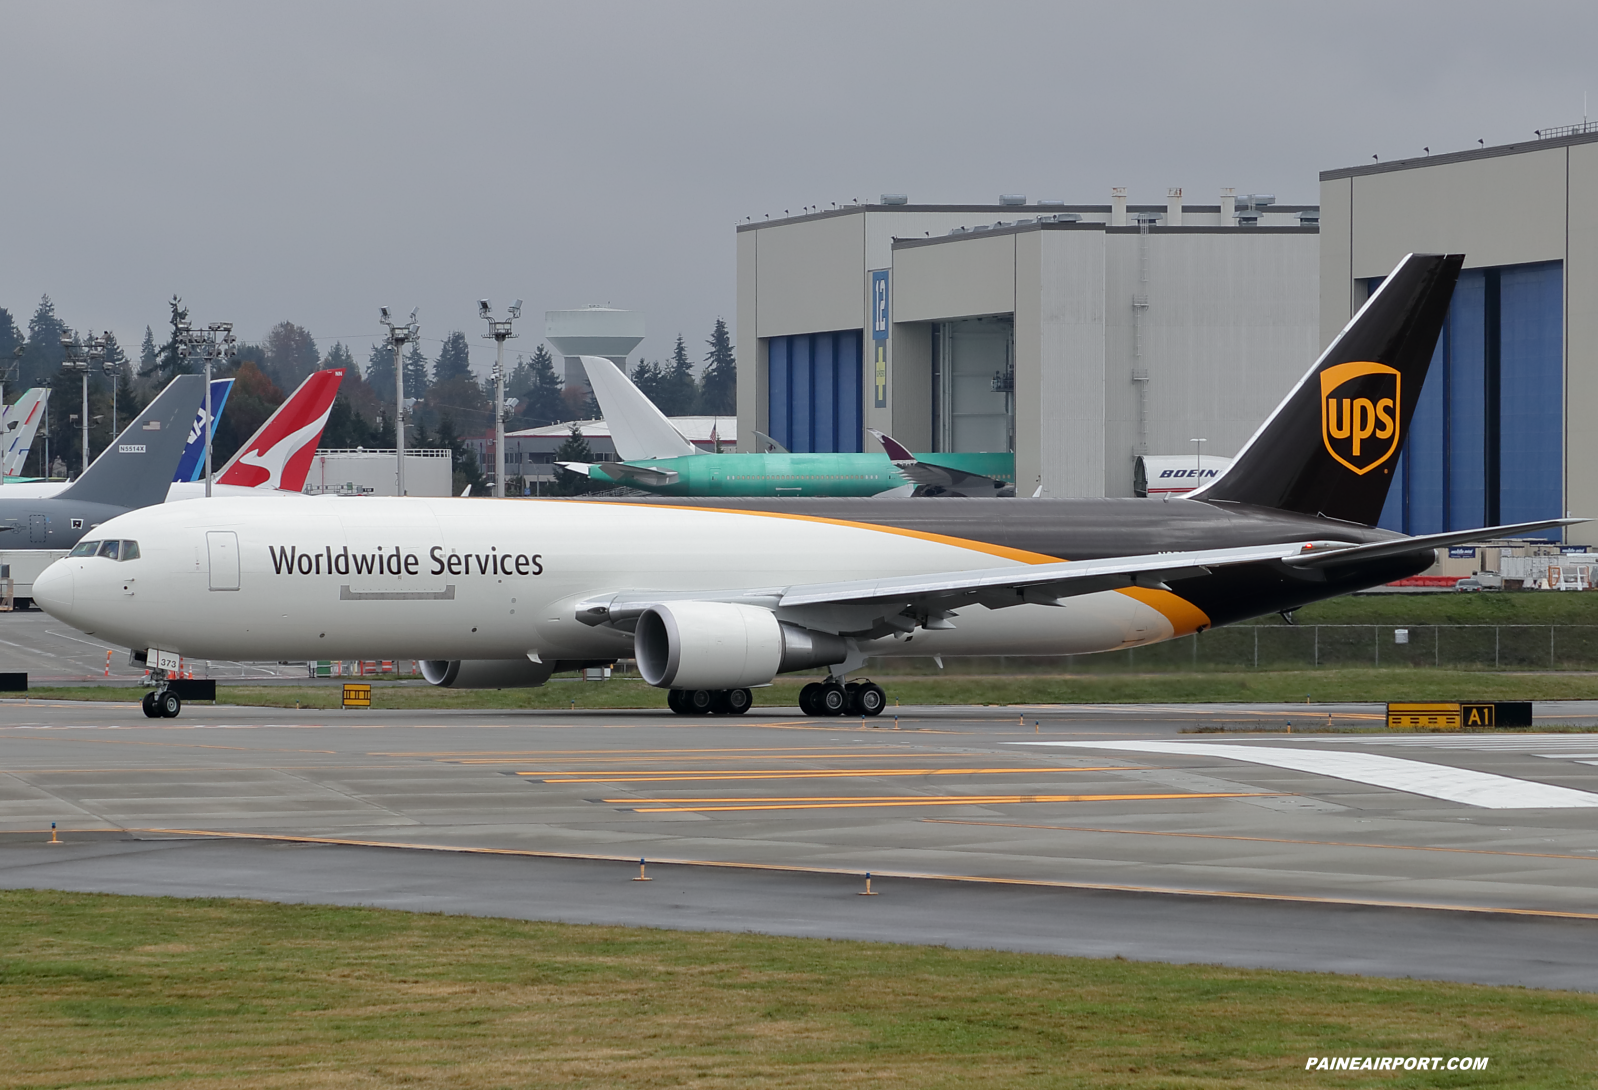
left=33, top=254, right=1580, bottom=718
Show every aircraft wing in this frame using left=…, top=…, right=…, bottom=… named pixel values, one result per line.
left=578, top=539, right=1335, bottom=635
left=560, top=461, right=681, bottom=488
left=867, top=428, right=1010, bottom=496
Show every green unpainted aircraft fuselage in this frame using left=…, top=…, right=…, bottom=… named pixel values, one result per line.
left=591, top=451, right=1014, bottom=497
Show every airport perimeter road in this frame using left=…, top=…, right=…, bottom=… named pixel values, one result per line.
left=2, top=699, right=1598, bottom=988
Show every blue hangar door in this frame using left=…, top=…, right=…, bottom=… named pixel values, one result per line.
left=766, top=330, right=863, bottom=453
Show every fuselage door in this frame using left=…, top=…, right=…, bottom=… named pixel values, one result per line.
left=207, top=530, right=240, bottom=591
left=28, top=514, right=45, bottom=545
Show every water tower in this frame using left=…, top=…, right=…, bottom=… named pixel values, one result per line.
left=545, top=306, right=645, bottom=390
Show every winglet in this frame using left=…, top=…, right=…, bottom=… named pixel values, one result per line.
left=579, top=356, right=699, bottom=462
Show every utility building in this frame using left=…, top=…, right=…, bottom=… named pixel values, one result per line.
left=1321, top=129, right=1597, bottom=543
left=736, top=193, right=1319, bottom=497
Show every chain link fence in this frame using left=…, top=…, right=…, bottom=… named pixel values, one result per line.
left=870, top=626, right=1598, bottom=674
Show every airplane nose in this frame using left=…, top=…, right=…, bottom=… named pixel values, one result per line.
left=32, top=560, right=74, bottom=617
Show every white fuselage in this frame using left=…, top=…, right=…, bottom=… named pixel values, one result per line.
left=33, top=496, right=1189, bottom=664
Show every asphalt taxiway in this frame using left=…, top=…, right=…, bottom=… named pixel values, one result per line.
left=3, top=697, right=1598, bottom=990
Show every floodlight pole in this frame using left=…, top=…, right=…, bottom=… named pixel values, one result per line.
left=60, top=333, right=105, bottom=476
left=380, top=309, right=419, bottom=496
left=175, top=320, right=237, bottom=497
left=480, top=302, right=520, bottom=499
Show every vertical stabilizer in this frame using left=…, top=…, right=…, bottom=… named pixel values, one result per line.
left=215, top=368, right=344, bottom=490
left=173, top=378, right=235, bottom=483
left=1194, top=252, right=1464, bottom=525
left=2, top=388, right=50, bottom=477
left=579, top=355, right=699, bottom=461
left=58, top=375, right=205, bottom=508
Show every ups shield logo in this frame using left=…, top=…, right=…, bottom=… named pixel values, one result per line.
left=1320, top=361, right=1400, bottom=475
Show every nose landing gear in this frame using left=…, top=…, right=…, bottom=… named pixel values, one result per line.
left=141, top=688, right=181, bottom=719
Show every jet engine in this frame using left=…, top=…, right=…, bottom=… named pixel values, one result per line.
left=420, top=658, right=557, bottom=689
left=634, top=601, right=848, bottom=690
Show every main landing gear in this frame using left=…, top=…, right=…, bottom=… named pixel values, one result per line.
left=141, top=688, right=181, bottom=719
left=798, top=680, right=885, bottom=718
left=667, top=687, right=753, bottom=716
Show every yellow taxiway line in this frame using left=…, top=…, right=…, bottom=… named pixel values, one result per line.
left=610, top=791, right=1273, bottom=812
left=129, top=828, right=1598, bottom=922
left=526, top=766, right=1141, bottom=783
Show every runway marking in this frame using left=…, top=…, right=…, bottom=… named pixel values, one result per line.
left=0, top=736, right=337, bottom=754
left=608, top=792, right=1271, bottom=812
left=130, top=828, right=1598, bottom=921
left=1024, top=741, right=1598, bottom=809
left=525, top=766, right=1142, bottom=783
left=920, top=819, right=1598, bottom=864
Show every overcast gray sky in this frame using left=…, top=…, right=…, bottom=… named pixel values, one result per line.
left=2, top=1, right=1594, bottom=374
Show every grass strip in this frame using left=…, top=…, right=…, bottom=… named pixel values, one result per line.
left=20, top=667, right=1598, bottom=711
left=0, top=889, right=1591, bottom=1088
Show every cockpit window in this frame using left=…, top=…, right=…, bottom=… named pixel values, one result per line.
left=96, top=540, right=122, bottom=561
left=69, top=540, right=100, bottom=557
left=120, top=540, right=140, bottom=561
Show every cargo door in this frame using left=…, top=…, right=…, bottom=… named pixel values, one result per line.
left=207, top=530, right=240, bottom=591
left=28, top=515, right=45, bottom=545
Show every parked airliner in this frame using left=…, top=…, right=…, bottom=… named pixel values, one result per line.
left=33, top=255, right=1579, bottom=718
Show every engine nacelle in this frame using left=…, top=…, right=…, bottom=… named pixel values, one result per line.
left=634, top=602, right=848, bottom=689
left=420, top=657, right=556, bottom=689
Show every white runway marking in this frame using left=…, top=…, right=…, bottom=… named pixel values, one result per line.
left=1361, top=734, right=1598, bottom=751
left=1018, top=741, right=1598, bottom=809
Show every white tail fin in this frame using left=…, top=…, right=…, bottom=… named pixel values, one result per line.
left=578, top=355, right=698, bottom=461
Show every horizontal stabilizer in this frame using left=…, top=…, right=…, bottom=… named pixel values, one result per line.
left=867, top=428, right=1010, bottom=495
left=593, top=461, right=681, bottom=487
left=1285, top=519, right=1588, bottom=569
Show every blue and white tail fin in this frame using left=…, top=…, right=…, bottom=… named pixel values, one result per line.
left=579, top=355, right=699, bottom=462
left=172, top=379, right=234, bottom=483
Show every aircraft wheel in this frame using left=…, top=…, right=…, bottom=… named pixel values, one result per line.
left=686, top=689, right=715, bottom=714
left=856, top=683, right=886, bottom=717
left=666, top=689, right=690, bottom=715
left=818, top=683, right=848, bottom=716
left=141, top=691, right=159, bottom=718
left=799, top=682, right=822, bottom=716
left=724, top=688, right=752, bottom=715
left=709, top=690, right=733, bottom=715
left=158, top=690, right=182, bottom=718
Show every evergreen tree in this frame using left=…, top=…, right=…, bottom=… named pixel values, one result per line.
left=139, top=326, right=157, bottom=372
left=20, top=295, right=68, bottom=388
left=322, top=341, right=356, bottom=373
left=151, top=296, right=190, bottom=377
left=262, top=321, right=319, bottom=390
left=516, top=345, right=566, bottom=426
left=365, top=341, right=396, bottom=394
left=432, top=331, right=472, bottom=385
left=435, top=411, right=486, bottom=496
left=552, top=424, right=598, bottom=495
left=700, top=317, right=736, bottom=415
left=0, top=307, right=22, bottom=390
left=629, top=359, right=664, bottom=407
left=659, top=334, right=698, bottom=416
left=403, top=343, right=429, bottom=399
